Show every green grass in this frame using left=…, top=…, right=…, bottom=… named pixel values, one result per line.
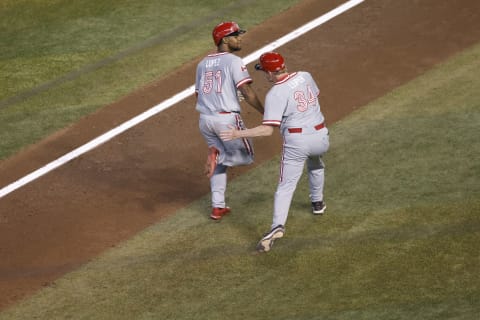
left=1, top=40, right=479, bottom=320
left=0, top=0, right=302, bottom=160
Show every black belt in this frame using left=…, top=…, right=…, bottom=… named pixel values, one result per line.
left=219, top=111, right=240, bottom=114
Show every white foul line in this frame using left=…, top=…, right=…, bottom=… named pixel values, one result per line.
left=0, top=0, right=364, bottom=199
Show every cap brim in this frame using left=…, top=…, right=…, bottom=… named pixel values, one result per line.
left=228, top=29, right=246, bottom=37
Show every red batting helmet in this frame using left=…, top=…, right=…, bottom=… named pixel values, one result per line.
left=255, top=52, right=286, bottom=72
left=212, top=21, right=246, bottom=45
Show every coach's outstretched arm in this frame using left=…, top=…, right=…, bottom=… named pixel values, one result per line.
left=220, top=124, right=273, bottom=141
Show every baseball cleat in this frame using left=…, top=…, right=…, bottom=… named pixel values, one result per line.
left=312, top=201, right=326, bottom=215
left=256, top=225, right=285, bottom=252
left=210, top=207, right=231, bottom=220
left=205, top=146, right=219, bottom=178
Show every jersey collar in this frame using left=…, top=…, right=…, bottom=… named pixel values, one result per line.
left=207, top=51, right=230, bottom=57
left=275, top=72, right=297, bottom=85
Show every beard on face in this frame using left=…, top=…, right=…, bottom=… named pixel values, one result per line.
left=228, top=42, right=242, bottom=52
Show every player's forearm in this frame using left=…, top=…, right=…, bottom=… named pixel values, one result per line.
left=235, top=125, right=273, bottom=138
left=239, top=84, right=264, bottom=114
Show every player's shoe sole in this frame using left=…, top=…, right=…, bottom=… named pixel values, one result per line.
left=256, top=225, right=285, bottom=252
left=210, top=207, right=231, bottom=220
left=312, top=201, right=326, bottom=215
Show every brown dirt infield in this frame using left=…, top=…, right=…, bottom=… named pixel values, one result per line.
left=1, top=0, right=479, bottom=311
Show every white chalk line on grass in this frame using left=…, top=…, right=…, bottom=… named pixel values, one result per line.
left=0, top=0, right=364, bottom=199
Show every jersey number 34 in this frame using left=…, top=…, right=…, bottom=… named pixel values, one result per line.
left=294, top=85, right=317, bottom=112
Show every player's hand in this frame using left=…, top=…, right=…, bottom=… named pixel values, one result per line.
left=220, top=126, right=237, bottom=141
left=236, top=89, right=245, bottom=102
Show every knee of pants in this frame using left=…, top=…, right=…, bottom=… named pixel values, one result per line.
left=307, top=157, right=325, bottom=170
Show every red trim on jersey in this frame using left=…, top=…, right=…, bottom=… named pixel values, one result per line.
left=262, top=120, right=281, bottom=126
left=235, top=114, right=254, bottom=156
left=279, top=140, right=286, bottom=183
left=275, top=72, right=298, bottom=85
left=207, top=52, right=229, bottom=57
left=236, top=77, right=253, bottom=88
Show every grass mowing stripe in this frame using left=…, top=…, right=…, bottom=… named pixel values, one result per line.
left=1, top=42, right=479, bottom=320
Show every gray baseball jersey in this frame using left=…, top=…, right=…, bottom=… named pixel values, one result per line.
left=262, top=71, right=329, bottom=229
left=263, top=71, right=325, bottom=133
left=195, top=52, right=251, bottom=114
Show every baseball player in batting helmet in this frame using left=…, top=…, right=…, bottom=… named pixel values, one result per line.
left=212, top=21, right=246, bottom=46
left=195, top=21, right=264, bottom=221
left=221, top=51, right=330, bottom=252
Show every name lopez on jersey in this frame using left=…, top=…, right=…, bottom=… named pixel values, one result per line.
left=206, top=59, right=220, bottom=68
